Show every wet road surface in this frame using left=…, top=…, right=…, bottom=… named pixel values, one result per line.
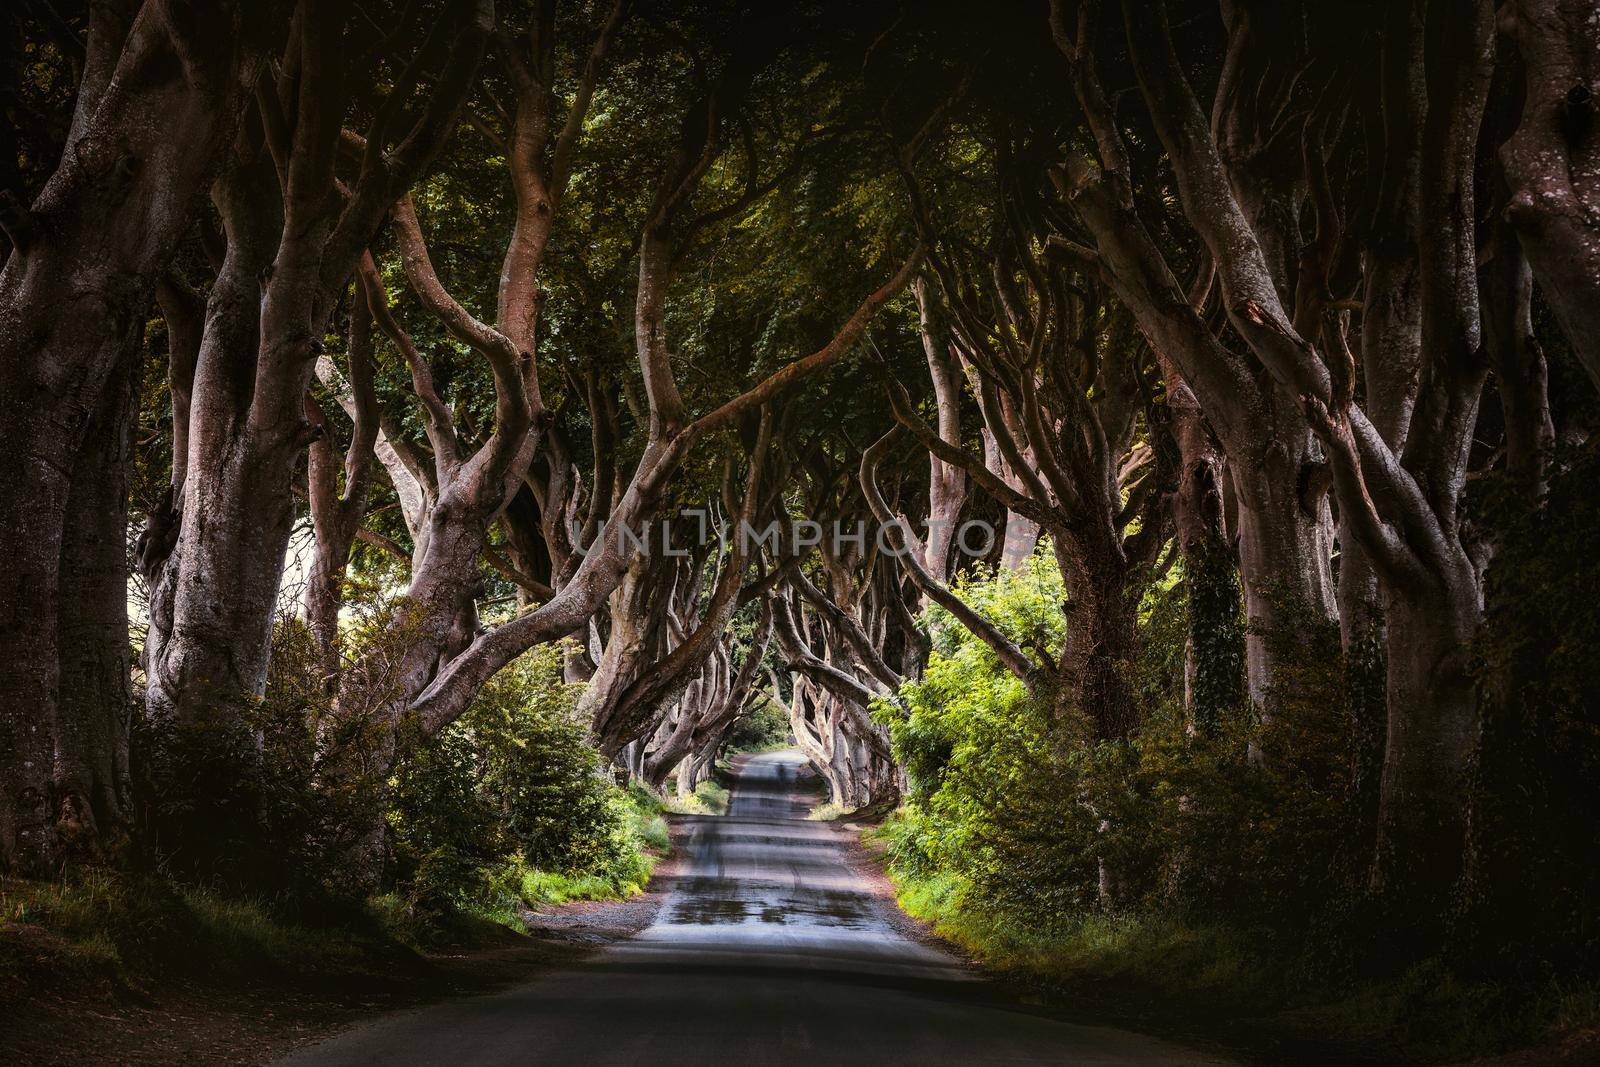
left=280, top=750, right=1232, bottom=1065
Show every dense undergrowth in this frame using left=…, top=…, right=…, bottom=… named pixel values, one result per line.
left=869, top=448, right=1600, bottom=1062
left=383, top=648, right=669, bottom=936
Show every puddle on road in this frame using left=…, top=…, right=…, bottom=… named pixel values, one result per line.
left=670, top=888, right=873, bottom=930
left=759, top=890, right=871, bottom=928
left=668, top=896, right=751, bottom=925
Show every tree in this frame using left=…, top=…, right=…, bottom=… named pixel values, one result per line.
left=0, top=0, right=281, bottom=873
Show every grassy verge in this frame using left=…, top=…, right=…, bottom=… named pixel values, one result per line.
left=809, top=796, right=898, bottom=822
left=1, top=869, right=414, bottom=994
left=808, top=801, right=851, bottom=821
left=4, top=789, right=680, bottom=991
left=661, top=779, right=730, bottom=816
left=502, top=787, right=674, bottom=914
left=869, top=827, right=1600, bottom=1063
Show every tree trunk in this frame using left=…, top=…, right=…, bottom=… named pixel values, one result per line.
left=1370, top=563, right=1482, bottom=933
left=53, top=336, right=139, bottom=861
left=1157, top=354, right=1242, bottom=733
left=1499, top=0, right=1600, bottom=391
left=144, top=160, right=284, bottom=722
left=915, top=277, right=965, bottom=580
left=0, top=3, right=267, bottom=872
left=1338, top=527, right=1388, bottom=854
left=1227, top=412, right=1338, bottom=719
left=1052, top=537, right=1141, bottom=741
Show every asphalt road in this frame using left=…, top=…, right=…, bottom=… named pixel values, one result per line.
left=279, top=750, right=1232, bottom=1066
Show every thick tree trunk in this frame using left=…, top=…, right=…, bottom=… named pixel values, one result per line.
left=1499, top=0, right=1600, bottom=391
left=1338, top=527, right=1388, bottom=850
left=1052, top=537, right=1141, bottom=741
left=1370, top=563, right=1482, bottom=931
left=1227, top=414, right=1338, bottom=718
left=149, top=426, right=306, bottom=720
left=343, top=501, right=491, bottom=715
left=53, top=338, right=139, bottom=861
left=582, top=555, right=669, bottom=754
left=144, top=161, right=284, bottom=721
left=0, top=3, right=267, bottom=872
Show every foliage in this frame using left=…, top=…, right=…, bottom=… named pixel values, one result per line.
left=867, top=526, right=1600, bottom=1057
left=130, top=619, right=382, bottom=904
left=722, top=696, right=793, bottom=753
left=386, top=645, right=663, bottom=932
left=878, top=546, right=1360, bottom=925
left=661, top=779, right=731, bottom=816
left=874, top=849, right=1600, bottom=1062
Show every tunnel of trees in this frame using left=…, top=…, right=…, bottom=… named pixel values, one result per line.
left=2, top=0, right=1599, bottom=1057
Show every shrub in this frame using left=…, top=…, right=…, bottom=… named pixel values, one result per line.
left=875, top=540, right=1353, bottom=937
left=130, top=619, right=383, bottom=906
left=386, top=645, right=663, bottom=929
left=723, top=697, right=792, bottom=753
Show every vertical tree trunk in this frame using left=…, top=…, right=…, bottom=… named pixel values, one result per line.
left=1227, top=415, right=1337, bottom=719
left=144, top=160, right=283, bottom=722
left=1499, top=0, right=1600, bottom=391
left=303, top=287, right=380, bottom=688
left=1370, top=567, right=1482, bottom=929
left=1160, top=359, right=1242, bottom=734
left=0, top=1, right=270, bottom=873
left=915, top=277, right=965, bottom=579
left=1052, top=537, right=1141, bottom=741
left=53, top=337, right=139, bottom=862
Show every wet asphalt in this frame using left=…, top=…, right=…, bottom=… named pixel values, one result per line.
left=278, top=749, right=1233, bottom=1065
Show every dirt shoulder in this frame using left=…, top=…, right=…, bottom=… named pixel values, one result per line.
left=1, top=826, right=689, bottom=1067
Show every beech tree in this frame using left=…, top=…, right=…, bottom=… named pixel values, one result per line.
left=0, top=0, right=283, bottom=872
left=141, top=0, right=493, bottom=724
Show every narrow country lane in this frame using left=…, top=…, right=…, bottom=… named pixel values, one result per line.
left=279, top=751, right=1233, bottom=1066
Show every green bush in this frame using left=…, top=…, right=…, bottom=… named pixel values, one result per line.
left=723, top=697, right=792, bottom=753
left=869, top=529, right=1600, bottom=1058
left=386, top=645, right=664, bottom=930
left=130, top=619, right=384, bottom=906
left=875, top=540, right=1358, bottom=933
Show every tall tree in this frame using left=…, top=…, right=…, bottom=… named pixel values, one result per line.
left=0, top=0, right=279, bottom=873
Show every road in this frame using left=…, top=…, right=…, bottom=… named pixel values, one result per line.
left=280, top=750, right=1232, bottom=1066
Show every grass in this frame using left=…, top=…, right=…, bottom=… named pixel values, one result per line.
left=458, top=786, right=678, bottom=927
left=517, top=869, right=640, bottom=907
left=810, top=796, right=899, bottom=822
left=0, top=783, right=684, bottom=980
left=808, top=800, right=851, bottom=821
left=1, top=868, right=400, bottom=989
left=624, top=785, right=674, bottom=847
left=868, top=827, right=1600, bottom=1063
left=661, top=779, right=731, bottom=816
